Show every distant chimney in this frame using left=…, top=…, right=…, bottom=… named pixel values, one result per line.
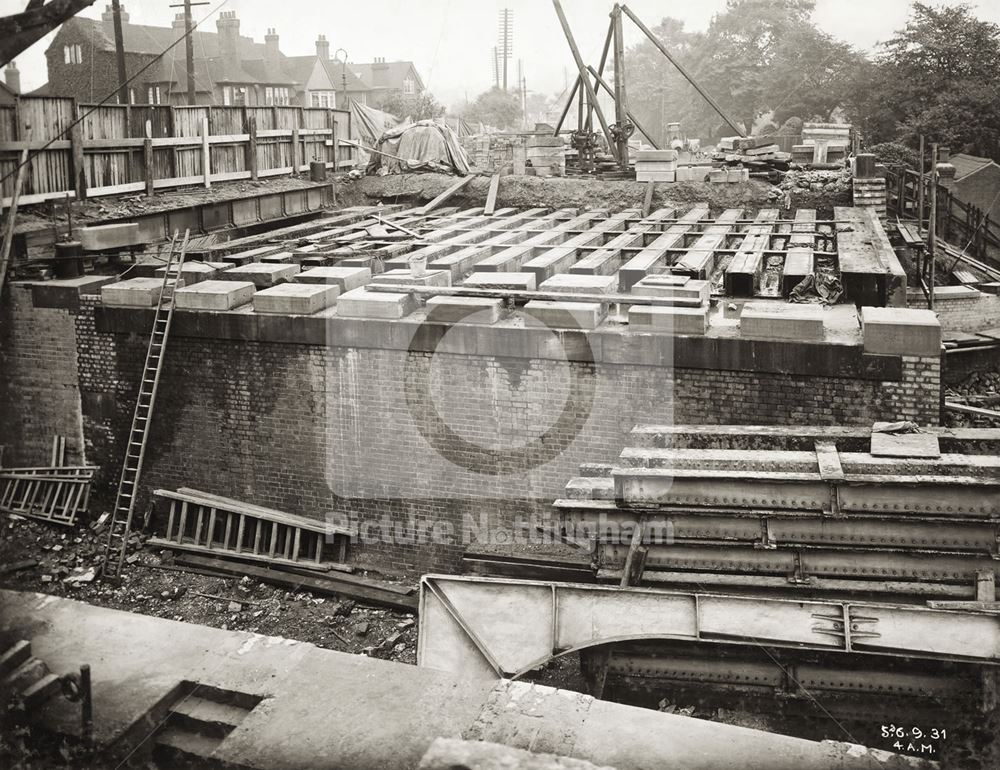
left=316, top=34, right=329, bottom=61
left=371, top=57, right=389, bottom=86
left=4, top=62, right=20, bottom=94
left=265, top=28, right=280, bottom=69
left=172, top=12, right=187, bottom=34
left=216, top=11, right=241, bottom=66
left=101, top=4, right=128, bottom=26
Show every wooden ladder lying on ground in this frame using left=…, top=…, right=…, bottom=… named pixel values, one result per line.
left=101, top=231, right=188, bottom=577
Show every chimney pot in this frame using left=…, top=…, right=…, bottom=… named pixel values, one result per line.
left=316, top=35, right=330, bottom=60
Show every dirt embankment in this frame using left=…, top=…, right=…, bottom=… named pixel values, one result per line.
left=343, top=171, right=775, bottom=216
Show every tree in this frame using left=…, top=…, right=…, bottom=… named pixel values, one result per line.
left=846, top=2, right=1000, bottom=159
left=460, top=88, right=522, bottom=130
left=380, top=91, right=445, bottom=122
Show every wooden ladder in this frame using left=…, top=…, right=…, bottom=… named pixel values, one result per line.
left=101, top=231, right=188, bottom=577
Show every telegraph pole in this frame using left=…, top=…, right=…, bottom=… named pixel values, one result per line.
left=169, top=0, right=210, bottom=104
left=498, top=8, right=513, bottom=92
left=110, top=0, right=128, bottom=104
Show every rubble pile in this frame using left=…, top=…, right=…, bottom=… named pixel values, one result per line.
left=945, top=369, right=1000, bottom=427
left=767, top=168, right=852, bottom=202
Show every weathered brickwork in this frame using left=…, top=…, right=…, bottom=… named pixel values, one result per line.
left=932, top=291, right=1000, bottom=334
left=3, top=292, right=944, bottom=575
left=0, top=285, right=83, bottom=465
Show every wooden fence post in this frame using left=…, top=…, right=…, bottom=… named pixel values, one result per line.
left=70, top=100, right=87, bottom=201
left=247, top=113, right=258, bottom=181
left=143, top=119, right=154, bottom=197
left=201, top=115, right=211, bottom=188
left=169, top=105, right=178, bottom=179
left=291, top=125, right=301, bottom=175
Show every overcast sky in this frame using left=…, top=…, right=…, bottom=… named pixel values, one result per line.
left=4, top=0, right=999, bottom=106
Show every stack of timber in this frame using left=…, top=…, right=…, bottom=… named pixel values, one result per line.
left=717, top=135, right=791, bottom=169
left=148, top=488, right=417, bottom=611
left=525, top=135, right=566, bottom=177
left=0, top=437, right=93, bottom=526
left=555, top=424, right=1000, bottom=601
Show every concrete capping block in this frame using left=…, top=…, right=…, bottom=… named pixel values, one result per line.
left=632, top=277, right=710, bottom=305
left=523, top=300, right=605, bottom=330
left=464, top=272, right=537, bottom=292
left=539, top=273, right=618, bottom=295
left=426, top=296, right=502, bottom=325
left=79, top=222, right=141, bottom=251
left=30, top=276, right=116, bottom=309
left=295, top=266, right=372, bottom=292
left=155, top=262, right=218, bottom=285
left=628, top=305, right=708, bottom=335
left=337, top=287, right=416, bottom=319
left=221, top=262, right=300, bottom=288
left=861, top=306, right=942, bottom=356
left=252, top=283, right=339, bottom=315
left=739, top=302, right=825, bottom=341
left=174, top=280, right=256, bottom=311
left=932, top=285, right=982, bottom=301
left=100, top=277, right=167, bottom=307
left=373, top=269, right=452, bottom=288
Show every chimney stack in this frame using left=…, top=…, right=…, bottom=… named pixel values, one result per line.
left=265, top=28, right=280, bottom=69
left=316, top=34, right=329, bottom=61
left=216, top=11, right=241, bottom=66
left=4, top=62, right=20, bottom=94
left=101, top=4, right=129, bottom=26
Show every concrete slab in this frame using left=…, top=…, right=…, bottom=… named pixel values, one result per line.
left=464, top=272, right=537, bottom=292
left=155, top=262, right=218, bottom=285
left=426, top=296, right=502, bottom=325
left=870, top=429, right=941, bottom=459
left=294, top=266, right=372, bottom=293
left=0, top=590, right=902, bottom=770
left=175, top=280, right=256, bottom=311
left=252, top=283, right=339, bottom=315
left=740, top=302, right=825, bottom=342
left=337, top=287, right=416, bottom=319
left=79, top=222, right=141, bottom=251
left=524, top=300, right=605, bottom=330
left=628, top=305, right=708, bottom=335
left=374, top=269, right=452, bottom=288
left=100, top=277, right=166, bottom=307
left=260, top=251, right=295, bottom=264
left=861, top=306, right=942, bottom=356
left=539, top=273, right=618, bottom=295
left=632, top=277, right=710, bottom=305
left=221, top=263, right=300, bottom=288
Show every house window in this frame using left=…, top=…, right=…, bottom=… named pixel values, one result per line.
left=222, top=86, right=231, bottom=105
left=403, top=76, right=415, bottom=95
left=63, top=44, right=83, bottom=64
left=234, top=86, right=247, bottom=105
left=147, top=86, right=162, bottom=105
left=266, top=87, right=290, bottom=106
left=310, top=91, right=335, bottom=108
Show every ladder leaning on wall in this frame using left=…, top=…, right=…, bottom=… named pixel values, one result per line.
left=101, top=230, right=188, bottom=577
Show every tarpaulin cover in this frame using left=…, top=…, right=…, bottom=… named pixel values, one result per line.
left=366, top=120, right=472, bottom=176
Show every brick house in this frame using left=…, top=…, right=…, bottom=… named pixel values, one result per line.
left=349, top=58, right=424, bottom=110
left=35, top=5, right=364, bottom=108
left=949, top=153, right=1000, bottom=219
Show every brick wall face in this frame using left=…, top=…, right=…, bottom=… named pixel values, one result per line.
left=933, top=293, right=1000, bottom=334
left=79, top=333, right=940, bottom=575
left=0, top=286, right=83, bottom=465
left=2, top=293, right=943, bottom=575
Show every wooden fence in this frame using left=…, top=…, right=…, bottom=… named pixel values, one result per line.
left=887, top=165, right=1000, bottom=266
left=0, top=96, right=355, bottom=207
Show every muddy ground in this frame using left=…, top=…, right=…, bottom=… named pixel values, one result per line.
left=342, top=171, right=777, bottom=216
left=0, top=516, right=418, bottom=663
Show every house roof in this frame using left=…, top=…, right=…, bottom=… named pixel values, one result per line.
left=350, top=61, right=423, bottom=92
left=950, top=153, right=999, bottom=181
left=283, top=56, right=370, bottom=93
